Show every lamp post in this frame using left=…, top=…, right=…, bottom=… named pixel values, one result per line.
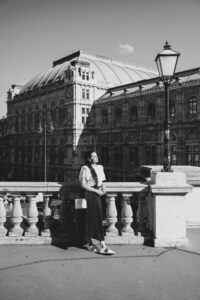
left=37, top=114, right=54, bottom=181
left=155, top=41, right=180, bottom=172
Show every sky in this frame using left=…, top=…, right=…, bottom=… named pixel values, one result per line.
left=0, top=0, right=200, bottom=118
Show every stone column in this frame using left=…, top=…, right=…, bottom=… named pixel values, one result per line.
left=9, top=197, right=23, bottom=236
left=24, top=196, right=39, bottom=236
left=0, top=197, right=7, bottom=236
left=106, top=193, right=118, bottom=236
left=121, top=193, right=134, bottom=236
left=149, top=171, right=192, bottom=247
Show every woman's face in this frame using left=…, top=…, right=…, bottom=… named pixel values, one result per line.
left=90, top=152, right=98, bottom=164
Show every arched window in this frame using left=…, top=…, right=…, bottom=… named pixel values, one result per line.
left=102, top=110, right=108, bottom=124
left=116, top=108, right=122, bottom=123
left=187, top=97, right=197, bottom=115
left=130, top=106, right=137, bottom=121
left=148, top=103, right=155, bottom=119
left=170, top=100, right=175, bottom=117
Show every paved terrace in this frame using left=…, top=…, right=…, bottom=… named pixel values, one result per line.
left=0, top=228, right=200, bottom=300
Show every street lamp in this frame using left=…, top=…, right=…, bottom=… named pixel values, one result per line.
left=155, top=41, right=180, bottom=172
left=37, top=115, right=54, bottom=181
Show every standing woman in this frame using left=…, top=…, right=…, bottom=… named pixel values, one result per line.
left=79, top=151, right=115, bottom=255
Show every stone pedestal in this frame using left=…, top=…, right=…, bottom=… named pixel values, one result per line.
left=149, top=171, right=192, bottom=247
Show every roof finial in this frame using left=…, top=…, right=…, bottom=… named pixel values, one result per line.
left=164, top=41, right=171, bottom=49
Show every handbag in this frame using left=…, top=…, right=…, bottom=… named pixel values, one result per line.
left=74, top=198, right=87, bottom=209
left=74, top=187, right=87, bottom=209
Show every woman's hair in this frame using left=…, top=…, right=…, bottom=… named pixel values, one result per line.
left=84, top=150, right=98, bottom=186
left=84, top=150, right=97, bottom=164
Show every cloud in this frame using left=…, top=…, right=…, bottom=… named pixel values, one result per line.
left=119, top=43, right=134, bottom=55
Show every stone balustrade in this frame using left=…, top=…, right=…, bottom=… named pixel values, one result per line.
left=103, top=182, right=148, bottom=244
left=0, top=181, right=148, bottom=245
left=0, top=170, right=195, bottom=247
left=0, top=182, right=61, bottom=244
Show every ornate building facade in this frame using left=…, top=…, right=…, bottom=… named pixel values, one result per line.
left=91, top=67, right=200, bottom=181
left=1, top=50, right=200, bottom=182
left=0, top=50, right=157, bottom=182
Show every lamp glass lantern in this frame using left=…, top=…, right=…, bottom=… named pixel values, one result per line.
left=155, top=41, right=180, bottom=81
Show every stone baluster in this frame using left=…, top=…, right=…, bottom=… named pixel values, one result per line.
left=106, top=193, right=118, bottom=236
left=9, top=196, right=23, bottom=236
left=41, top=196, right=52, bottom=236
left=0, top=197, right=7, bottom=236
left=24, top=196, right=39, bottom=236
left=121, top=193, right=134, bottom=236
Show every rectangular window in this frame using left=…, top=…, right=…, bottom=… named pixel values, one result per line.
left=145, top=145, right=156, bottom=165
left=81, top=106, right=90, bottom=124
left=194, top=145, right=199, bottom=152
left=82, top=88, right=85, bottom=99
left=171, top=145, right=177, bottom=165
left=114, top=146, right=123, bottom=168
left=186, top=153, right=192, bottom=165
left=86, top=89, right=90, bottom=100
left=129, top=147, right=134, bottom=166
left=101, top=146, right=109, bottom=166
left=145, top=146, right=151, bottom=165
left=194, top=154, right=199, bottom=166
left=186, top=145, right=199, bottom=166
left=86, top=72, right=89, bottom=81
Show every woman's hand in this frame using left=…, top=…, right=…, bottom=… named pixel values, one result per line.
left=96, top=189, right=105, bottom=196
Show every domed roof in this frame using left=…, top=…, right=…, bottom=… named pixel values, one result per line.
left=19, top=50, right=157, bottom=94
